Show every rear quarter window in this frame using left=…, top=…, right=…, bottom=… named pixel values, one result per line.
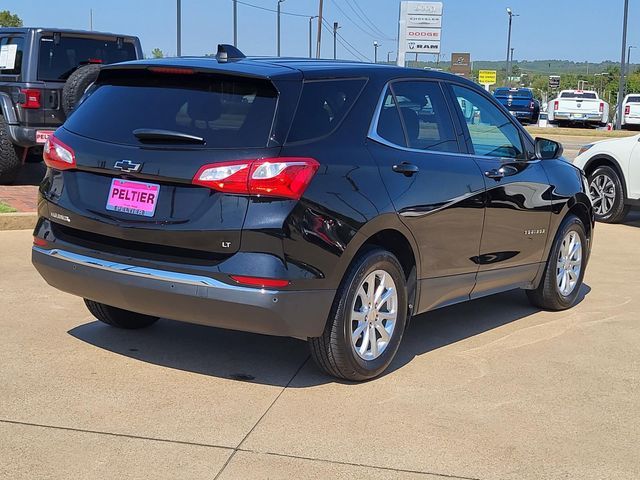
left=286, top=78, right=366, bottom=143
left=0, top=36, right=24, bottom=76
left=64, top=71, right=278, bottom=148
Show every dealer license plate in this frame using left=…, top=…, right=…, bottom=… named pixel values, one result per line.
left=106, top=179, right=159, bottom=217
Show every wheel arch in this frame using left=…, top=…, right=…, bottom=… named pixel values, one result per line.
left=582, top=154, right=628, bottom=200
left=0, top=93, right=18, bottom=124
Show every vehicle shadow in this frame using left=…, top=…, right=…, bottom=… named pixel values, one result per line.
left=622, top=208, right=640, bottom=228
left=68, top=285, right=591, bottom=387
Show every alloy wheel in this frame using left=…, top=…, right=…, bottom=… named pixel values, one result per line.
left=350, top=269, right=398, bottom=361
left=556, top=230, right=582, bottom=296
left=589, top=174, right=616, bottom=216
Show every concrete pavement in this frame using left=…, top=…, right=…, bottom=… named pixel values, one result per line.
left=1, top=214, right=639, bottom=479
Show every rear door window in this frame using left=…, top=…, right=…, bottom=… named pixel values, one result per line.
left=388, top=80, right=459, bottom=153
left=286, top=79, right=366, bottom=143
left=0, top=36, right=25, bottom=76
left=64, top=71, right=278, bottom=148
left=38, top=36, right=137, bottom=81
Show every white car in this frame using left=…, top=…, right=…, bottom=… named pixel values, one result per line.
left=620, top=94, right=640, bottom=129
left=548, top=90, right=609, bottom=127
left=573, top=134, right=640, bottom=222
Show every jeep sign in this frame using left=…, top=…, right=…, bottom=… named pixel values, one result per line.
left=397, top=1, right=443, bottom=67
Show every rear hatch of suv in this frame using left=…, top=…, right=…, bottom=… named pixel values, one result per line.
left=43, top=64, right=294, bottom=262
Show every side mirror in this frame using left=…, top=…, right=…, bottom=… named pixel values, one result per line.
left=535, top=137, right=563, bottom=160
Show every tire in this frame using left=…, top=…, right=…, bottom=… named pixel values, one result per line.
left=0, top=116, right=21, bottom=184
left=526, top=215, right=587, bottom=311
left=309, top=249, right=408, bottom=381
left=587, top=165, right=630, bottom=223
left=84, top=299, right=159, bottom=329
left=62, top=64, right=101, bottom=116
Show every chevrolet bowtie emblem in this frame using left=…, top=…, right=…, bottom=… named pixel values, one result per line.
left=114, top=160, right=142, bottom=173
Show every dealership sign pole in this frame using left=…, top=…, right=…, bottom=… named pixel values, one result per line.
left=397, top=1, right=443, bottom=67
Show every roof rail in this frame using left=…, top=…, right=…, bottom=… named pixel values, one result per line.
left=216, top=44, right=246, bottom=63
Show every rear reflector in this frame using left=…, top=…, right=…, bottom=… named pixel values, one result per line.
left=19, top=89, right=41, bottom=109
left=43, top=135, right=76, bottom=171
left=230, top=275, right=290, bottom=288
left=33, top=236, right=48, bottom=247
left=193, top=157, right=319, bottom=200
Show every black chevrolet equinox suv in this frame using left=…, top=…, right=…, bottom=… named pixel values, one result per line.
left=32, top=47, right=594, bottom=380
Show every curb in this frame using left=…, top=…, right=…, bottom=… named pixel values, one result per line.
left=0, top=212, right=37, bottom=231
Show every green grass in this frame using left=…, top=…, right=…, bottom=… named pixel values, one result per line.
left=0, top=202, right=17, bottom=213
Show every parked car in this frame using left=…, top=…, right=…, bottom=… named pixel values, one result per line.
left=620, top=94, right=640, bottom=129
left=493, top=87, right=540, bottom=124
left=548, top=90, right=609, bottom=127
left=31, top=46, right=594, bottom=381
left=0, top=27, right=143, bottom=183
left=573, top=135, right=640, bottom=223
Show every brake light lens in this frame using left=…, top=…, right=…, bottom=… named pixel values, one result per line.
left=599, top=102, right=604, bottom=113
left=529, top=101, right=535, bottom=110
left=230, top=275, right=290, bottom=288
left=625, top=105, right=630, bottom=115
left=554, top=100, right=559, bottom=111
left=43, top=135, right=76, bottom=170
left=33, top=236, right=48, bottom=247
left=148, top=66, right=195, bottom=75
left=19, top=89, right=41, bottom=109
left=193, top=157, right=319, bottom=199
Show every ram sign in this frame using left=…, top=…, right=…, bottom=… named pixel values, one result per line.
left=397, top=1, right=443, bottom=67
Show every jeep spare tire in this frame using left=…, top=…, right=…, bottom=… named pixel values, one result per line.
left=62, top=64, right=101, bottom=116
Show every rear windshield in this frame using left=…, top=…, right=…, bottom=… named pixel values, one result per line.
left=627, top=96, right=640, bottom=103
left=560, top=92, right=597, bottom=100
left=64, top=71, right=278, bottom=148
left=287, top=79, right=366, bottom=143
left=494, top=88, right=532, bottom=98
left=38, top=36, right=137, bottom=81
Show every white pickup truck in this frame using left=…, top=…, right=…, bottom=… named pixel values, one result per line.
left=548, top=90, right=609, bottom=127
left=620, top=94, right=640, bottom=129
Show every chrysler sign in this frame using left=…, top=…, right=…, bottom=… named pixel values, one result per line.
left=397, top=1, right=443, bottom=66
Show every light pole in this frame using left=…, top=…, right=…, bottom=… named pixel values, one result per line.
left=233, top=0, right=237, bottom=47
left=277, top=0, right=286, bottom=57
left=373, top=41, right=379, bottom=63
left=308, top=16, right=318, bottom=58
left=616, top=0, right=629, bottom=130
left=627, top=45, right=636, bottom=76
left=387, top=51, right=393, bottom=63
left=176, top=0, right=182, bottom=56
left=505, top=8, right=518, bottom=86
left=333, top=22, right=339, bottom=60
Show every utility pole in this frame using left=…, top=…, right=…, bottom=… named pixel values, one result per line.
left=308, top=16, right=317, bottom=58
left=616, top=0, right=629, bottom=129
left=373, top=41, right=379, bottom=63
left=505, top=8, right=518, bottom=86
left=277, top=0, right=286, bottom=56
left=333, top=22, right=339, bottom=60
left=233, top=0, right=238, bottom=47
left=627, top=45, right=636, bottom=76
left=316, top=0, right=324, bottom=59
left=176, top=0, right=182, bottom=56
left=387, top=51, right=393, bottom=63
left=90, top=9, right=93, bottom=31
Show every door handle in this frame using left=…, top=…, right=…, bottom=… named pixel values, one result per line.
left=392, top=162, right=419, bottom=177
left=484, top=165, right=518, bottom=181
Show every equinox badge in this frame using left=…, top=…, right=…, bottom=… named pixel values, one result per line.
left=114, top=160, right=142, bottom=173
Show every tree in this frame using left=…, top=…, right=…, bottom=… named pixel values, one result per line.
left=0, top=10, right=22, bottom=27
left=151, top=48, right=164, bottom=59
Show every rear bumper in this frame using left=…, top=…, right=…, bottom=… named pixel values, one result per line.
left=552, top=112, right=603, bottom=122
left=8, top=125, right=56, bottom=148
left=623, top=116, right=640, bottom=125
left=32, top=246, right=335, bottom=338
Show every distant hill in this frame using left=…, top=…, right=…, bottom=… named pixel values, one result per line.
left=415, top=59, right=637, bottom=75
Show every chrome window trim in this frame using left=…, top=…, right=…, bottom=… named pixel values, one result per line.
left=32, top=246, right=278, bottom=294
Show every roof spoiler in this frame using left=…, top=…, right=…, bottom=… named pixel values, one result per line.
left=216, top=44, right=245, bottom=63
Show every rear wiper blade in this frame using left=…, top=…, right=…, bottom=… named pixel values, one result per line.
left=133, top=129, right=205, bottom=144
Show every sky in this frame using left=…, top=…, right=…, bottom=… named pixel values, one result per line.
left=8, top=0, right=640, bottom=63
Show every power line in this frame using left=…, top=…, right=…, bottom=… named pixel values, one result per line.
left=322, top=19, right=371, bottom=62
left=328, top=0, right=390, bottom=41
left=234, top=0, right=311, bottom=18
left=344, top=0, right=395, bottom=40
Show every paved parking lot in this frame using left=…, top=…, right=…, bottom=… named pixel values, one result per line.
left=1, top=212, right=639, bottom=479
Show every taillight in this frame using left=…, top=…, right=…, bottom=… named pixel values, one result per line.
left=33, top=236, right=48, bottom=247
left=554, top=100, right=559, bottom=111
left=19, top=89, right=41, bottom=109
left=230, top=275, right=290, bottom=288
left=625, top=105, right=630, bottom=115
left=529, top=101, right=535, bottom=110
left=148, top=66, right=195, bottom=75
left=43, top=135, right=76, bottom=170
left=599, top=102, right=604, bottom=113
left=193, top=157, right=319, bottom=200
